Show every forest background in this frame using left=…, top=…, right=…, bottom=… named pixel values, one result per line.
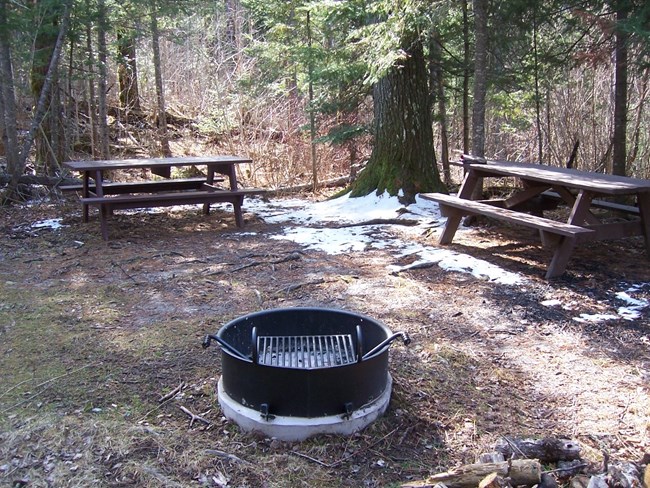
left=0, top=0, right=650, bottom=202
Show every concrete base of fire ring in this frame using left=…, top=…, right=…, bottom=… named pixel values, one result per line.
left=217, top=375, right=393, bottom=441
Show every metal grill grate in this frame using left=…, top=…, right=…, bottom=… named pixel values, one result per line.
left=256, top=334, right=356, bottom=369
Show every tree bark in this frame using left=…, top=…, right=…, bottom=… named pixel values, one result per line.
left=402, top=459, right=541, bottom=488
left=494, top=437, right=582, bottom=463
left=85, top=15, right=99, bottom=159
left=307, top=11, right=318, bottom=192
left=612, top=0, right=628, bottom=176
left=471, top=0, right=488, bottom=159
left=0, top=0, right=19, bottom=180
left=430, top=32, right=451, bottom=185
left=462, top=0, right=470, bottom=154
left=532, top=6, right=544, bottom=163
left=470, top=0, right=488, bottom=200
left=97, top=0, right=111, bottom=160
left=350, top=39, right=445, bottom=203
left=627, top=68, right=648, bottom=167
left=150, top=0, right=172, bottom=168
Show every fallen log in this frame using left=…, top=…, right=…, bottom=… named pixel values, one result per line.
left=401, top=459, right=541, bottom=488
left=495, top=437, right=581, bottom=463
left=0, top=173, right=80, bottom=188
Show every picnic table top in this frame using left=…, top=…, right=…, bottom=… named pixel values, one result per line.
left=63, top=155, right=252, bottom=172
left=462, top=157, right=650, bottom=195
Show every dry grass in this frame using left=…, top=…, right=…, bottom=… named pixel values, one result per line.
left=1, top=199, right=649, bottom=487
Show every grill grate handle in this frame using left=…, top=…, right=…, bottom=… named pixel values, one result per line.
left=202, top=334, right=252, bottom=362
left=361, top=332, right=411, bottom=361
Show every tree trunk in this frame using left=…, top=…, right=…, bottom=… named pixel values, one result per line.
left=532, top=6, right=543, bottom=163
left=430, top=32, right=451, bottom=185
left=471, top=0, right=488, bottom=158
left=224, top=0, right=241, bottom=69
left=0, top=75, right=5, bottom=157
left=85, top=16, right=99, bottom=159
left=627, top=68, right=648, bottom=167
left=150, top=0, right=172, bottom=167
left=0, top=0, right=19, bottom=182
left=4, top=0, right=71, bottom=204
left=307, top=11, right=318, bottom=192
left=31, top=1, right=65, bottom=175
left=462, top=0, right=470, bottom=154
left=97, top=0, right=111, bottom=160
left=117, top=28, right=141, bottom=116
left=470, top=0, right=488, bottom=200
left=350, top=39, right=445, bottom=203
left=612, top=1, right=628, bottom=176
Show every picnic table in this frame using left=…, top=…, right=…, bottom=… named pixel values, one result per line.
left=62, top=155, right=263, bottom=240
left=421, top=155, right=650, bottom=278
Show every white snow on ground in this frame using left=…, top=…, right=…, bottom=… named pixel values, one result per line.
left=30, top=192, right=649, bottom=322
left=245, top=191, right=648, bottom=321
left=246, top=192, right=524, bottom=285
left=31, top=218, right=65, bottom=230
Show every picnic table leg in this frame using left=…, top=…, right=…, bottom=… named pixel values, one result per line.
left=439, top=208, right=463, bottom=244
left=638, top=192, right=650, bottom=257
left=233, top=196, right=245, bottom=228
left=92, top=170, right=110, bottom=240
left=203, top=167, right=215, bottom=215
left=545, top=235, right=577, bottom=278
left=82, top=171, right=90, bottom=222
left=99, top=204, right=110, bottom=240
left=568, top=190, right=597, bottom=225
left=438, top=171, right=481, bottom=245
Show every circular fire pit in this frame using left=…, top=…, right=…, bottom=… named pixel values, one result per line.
left=203, top=307, right=410, bottom=441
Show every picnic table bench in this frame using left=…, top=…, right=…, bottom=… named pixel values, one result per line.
left=62, top=156, right=263, bottom=240
left=422, top=155, right=650, bottom=278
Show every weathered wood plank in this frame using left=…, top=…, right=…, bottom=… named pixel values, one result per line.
left=421, top=193, right=593, bottom=237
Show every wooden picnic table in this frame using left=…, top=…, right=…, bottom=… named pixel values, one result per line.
left=62, top=155, right=263, bottom=240
left=421, top=155, right=650, bottom=278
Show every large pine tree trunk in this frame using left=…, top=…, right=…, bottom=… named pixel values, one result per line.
left=350, top=39, right=445, bottom=203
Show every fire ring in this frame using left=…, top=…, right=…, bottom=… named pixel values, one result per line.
left=203, top=307, right=410, bottom=441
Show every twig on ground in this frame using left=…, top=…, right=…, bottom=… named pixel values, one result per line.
left=327, top=218, right=419, bottom=228
left=180, top=406, right=211, bottom=427
left=139, top=395, right=177, bottom=422
left=159, top=382, right=185, bottom=403
left=111, top=260, right=138, bottom=282
left=546, top=462, right=590, bottom=474
left=0, top=377, right=33, bottom=400
left=205, top=449, right=253, bottom=465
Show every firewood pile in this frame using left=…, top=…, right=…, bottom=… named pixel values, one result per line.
left=401, top=438, right=649, bottom=488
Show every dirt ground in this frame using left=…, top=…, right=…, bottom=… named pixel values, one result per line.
left=1, top=194, right=649, bottom=487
